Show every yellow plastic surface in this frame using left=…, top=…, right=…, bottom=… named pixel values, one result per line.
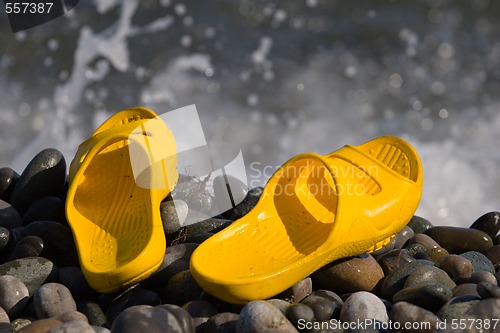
left=190, top=136, right=423, bottom=303
left=66, top=107, right=178, bottom=293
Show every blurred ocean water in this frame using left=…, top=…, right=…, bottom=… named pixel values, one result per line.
left=0, top=0, right=499, bottom=227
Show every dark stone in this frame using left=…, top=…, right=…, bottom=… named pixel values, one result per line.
left=59, top=266, right=97, bottom=301
left=213, top=174, right=248, bottom=215
left=0, top=200, right=22, bottom=230
left=22, top=196, right=66, bottom=225
left=403, top=266, right=456, bottom=291
left=0, top=227, right=9, bottom=251
left=106, top=286, right=161, bottom=324
left=205, top=312, right=239, bottom=333
left=110, top=305, right=189, bottom=333
left=424, top=226, right=493, bottom=254
left=464, top=298, right=500, bottom=320
left=390, top=301, right=440, bottom=333
left=460, top=251, right=495, bottom=274
left=164, top=270, right=203, bottom=306
left=301, top=292, right=342, bottom=321
left=286, top=303, right=315, bottom=330
left=0, top=167, right=19, bottom=202
left=156, top=304, right=195, bottom=333
left=182, top=300, right=217, bottom=319
left=0, top=257, right=58, bottom=295
left=8, top=235, right=44, bottom=260
left=476, top=282, right=500, bottom=299
left=407, top=233, right=441, bottom=252
left=377, top=249, right=414, bottom=276
left=393, top=283, right=453, bottom=313
left=9, top=149, right=66, bottom=215
left=404, top=243, right=427, bottom=257
left=436, top=295, right=481, bottom=321
left=78, top=301, right=107, bottom=327
left=452, top=283, right=479, bottom=297
left=22, top=221, right=78, bottom=267
left=439, top=254, right=473, bottom=281
left=485, top=245, right=500, bottom=269
left=171, top=177, right=215, bottom=213
left=273, top=277, right=312, bottom=303
left=466, top=271, right=497, bottom=284
left=185, top=218, right=232, bottom=239
left=226, top=187, right=263, bottom=220
left=185, top=232, right=214, bottom=244
left=470, top=211, right=500, bottom=239
left=394, top=226, right=415, bottom=249
left=407, top=216, right=433, bottom=234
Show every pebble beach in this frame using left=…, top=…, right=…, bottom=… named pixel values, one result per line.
left=0, top=148, right=499, bottom=333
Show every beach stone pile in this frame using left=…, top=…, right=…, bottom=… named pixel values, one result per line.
left=0, top=148, right=499, bottom=332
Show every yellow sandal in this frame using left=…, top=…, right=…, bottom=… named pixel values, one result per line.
left=66, top=107, right=178, bottom=293
left=190, top=136, right=422, bottom=303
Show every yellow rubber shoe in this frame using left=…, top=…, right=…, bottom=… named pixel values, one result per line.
left=66, top=107, right=178, bottom=293
left=190, top=136, right=423, bottom=303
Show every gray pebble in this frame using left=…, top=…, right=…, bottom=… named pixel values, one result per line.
left=184, top=218, right=232, bottom=239
left=266, top=299, right=290, bottom=315
left=460, top=251, right=495, bottom=273
left=0, top=322, right=12, bottom=332
left=56, top=311, right=88, bottom=323
left=34, top=283, right=76, bottom=319
left=407, top=216, right=433, bottom=234
left=58, top=267, right=94, bottom=301
left=0, top=307, right=8, bottom=323
left=161, top=200, right=189, bottom=234
left=436, top=295, right=481, bottom=321
left=389, top=301, right=440, bottom=333
left=77, top=302, right=107, bottom=327
left=273, top=278, right=312, bottom=303
left=452, top=283, right=479, bottom=297
left=393, top=283, right=453, bottom=313
left=403, top=266, right=456, bottom=291
left=47, top=320, right=95, bottom=333
left=377, top=249, right=414, bottom=275
left=9, top=148, right=66, bottom=215
left=110, top=305, right=187, bottom=333
left=182, top=300, right=217, bottom=318
left=380, top=259, right=436, bottom=300
left=156, top=304, right=195, bottom=333
left=285, top=303, right=314, bottom=330
left=0, top=167, right=19, bottom=201
left=237, top=300, right=298, bottom=333
left=405, top=243, right=428, bottom=258
left=477, top=282, right=500, bottom=299
left=0, top=275, right=29, bottom=318
left=464, top=297, right=500, bottom=320
left=339, top=291, right=388, bottom=324
left=205, top=312, right=239, bottom=333
left=0, top=200, right=22, bottom=230
left=466, top=271, right=498, bottom=284
left=301, top=291, right=342, bottom=321
left=0, top=257, right=58, bottom=296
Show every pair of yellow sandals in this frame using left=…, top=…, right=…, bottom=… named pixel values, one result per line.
left=66, top=107, right=423, bottom=304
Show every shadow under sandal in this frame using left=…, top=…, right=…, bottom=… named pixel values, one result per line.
left=66, top=107, right=178, bottom=293
left=190, top=135, right=423, bottom=303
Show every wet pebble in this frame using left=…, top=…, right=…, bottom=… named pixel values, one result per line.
left=380, top=259, right=436, bottom=300
left=407, top=216, right=433, bottom=234
left=274, top=278, right=312, bottom=303
left=389, top=301, right=440, bottom=333
left=452, top=283, right=479, bottom=297
left=313, top=254, right=384, bottom=295
left=460, top=251, right=495, bottom=273
left=160, top=199, right=189, bottom=234
left=394, top=226, right=414, bottom=249
left=0, top=275, right=29, bottom=318
left=213, top=174, right=248, bottom=214
left=164, top=270, right=203, bottom=306
left=205, top=312, right=239, bottom=333
left=9, top=148, right=66, bottom=215
left=0, top=200, right=22, bottom=230
left=226, top=187, right=263, bottom=220
left=22, top=196, right=66, bottom=225
left=407, top=233, right=441, bottom=252
left=466, top=271, right=498, bottom=284
left=436, top=295, right=481, bottom=321
left=339, top=291, right=388, bottom=324
left=0, top=257, right=58, bottom=296
left=0, top=167, right=19, bottom=201
left=439, top=254, right=473, bottom=281
left=377, top=249, right=414, bottom=275
left=403, top=266, right=456, bottom=291
left=393, top=283, right=453, bottom=313
left=34, top=283, right=76, bottom=319
left=8, top=236, right=44, bottom=261
left=476, top=282, right=500, bottom=299
left=236, top=300, right=298, bottom=333
left=424, top=226, right=493, bottom=254
left=405, top=243, right=428, bottom=258
left=469, top=211, right=500, bottom=239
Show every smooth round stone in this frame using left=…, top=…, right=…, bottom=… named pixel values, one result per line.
left=22, top=197, right=66, bottom=225
left=16, top=318, right=62, bottom=332
left=407, top=216, right=433, bottom=234
left=106, top=286, right=161, bottom=324
left=452, top=283, right=479, bottom=297
left=403, top=266, right=456, bottom=291
left=0, top=257, right=58, bottom=296
left=301, top=290, right=343, bottom=321
left=164, top=270, right=203, bottom=306
left=110, top=305, right=191, bottom=333
left=394, top=226, right=415, bottom=249
left=161, top=200, right=189, bottom=234
left=182, top=300, right=217, bottom=318
left=460, top=251, right=495, bottom=273
left=464, top=298, right=500, bottom=319
left=34, top=283, right=76, bottom=319
left=58, top=267, right=95, bottom=301
left=470, top=211, right=500, bottom=239
left=313, top=254, right=384, bottom=295
left=9, top=148, right=66, bottom=215
left=436, top=295, right=481, bottom=321
left=8, top=236, right=44, bottom=261
left=426, top=247, right=449, bottom=264
left=141, top=243, right=198, bottom=292
left=339, top=291, right=388, bottom=324
left=377, top=249, right=414, bottom=275
left=205, top=312, right=239, bottom=333
left=380, top=260, right=436, bottom=300
left=47, top=320, right=95, bottom=333
left=393, top=283, right=453, bottom=313
left=407, top=234, right=441, bottom=252
left=56, top=310, right=88, bottom=323
left=0, top=167, right=19, bottom=201
left=389, top=301, right=440, bottom=333
left=424, top=226, right=493, bottom=254
left=0, top=228, right=9, bottom=250
left=405, top=243, right=427, bottom=258
left=0, top=200, right=22, bottom=230
left=157, top=304, right=195, bottom=333
left=22, top=221, right=78, bottom=267
left=94, top=326, right=111, bottom=333
left=477, top=282, right=500, bottom=299
left=466, top=271, right=498, bottom=285
left=485, top=245, right=500, bottom=269
left=273, top=278, right=312, bottom=303
left=77, top=302, right=107, bottom=327
left=226, top=187, right=263, bottom=220
left=285, top=303, right=314, bottom=330
left=439, top=254, right=473, bottom=281
left=0, top=275, right=29, bottom=318
left=266, top=299, right=290, bottom=315
left=236, top=300, right=298, bottom=333
left=213, top=174, right=248, bottom=214
left=0, top=307, right=8, bottom=323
